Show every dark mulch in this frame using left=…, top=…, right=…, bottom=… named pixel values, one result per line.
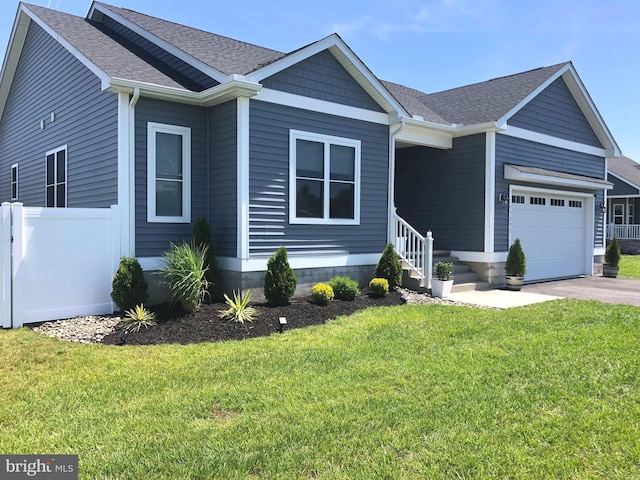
left=102, top=289, right=405, bottom=346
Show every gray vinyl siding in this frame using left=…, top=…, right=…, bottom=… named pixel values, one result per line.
left=509, top=77, right=602, bottom=148
left=261, top=50, right=384, bottom=112
left=96, top=14, right=218, bottom=91
left=394, top=134, right=486, bottom=252
left=209, top=100, right=237, bottom=257
left=608, top=173, right=640, bottom=196
left=248, top=100, right=389, bottom=257
left=134, top=98, right=208, bottom=256
left=495, top=134, right=607, bottom=250
left=0, top=22, right=118, bottom=207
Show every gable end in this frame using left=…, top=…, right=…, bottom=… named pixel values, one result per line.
left=508, top=77, right=602, bottom=148
left=261, top=50, right=385, bottom=112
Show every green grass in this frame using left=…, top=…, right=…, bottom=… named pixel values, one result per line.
left=1, top=300, right=639, bottom=479
left=620, top=254, right=640, bottom=279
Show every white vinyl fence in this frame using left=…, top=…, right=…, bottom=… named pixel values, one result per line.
left=1, top=203, right=120, bottom=328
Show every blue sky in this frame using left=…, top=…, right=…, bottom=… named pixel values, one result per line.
left=1, top=0, right=639, bottom=160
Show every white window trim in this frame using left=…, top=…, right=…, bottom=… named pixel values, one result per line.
left=147, top=122, right=191, bottom=223
left=289, top=129, right=361, bottom=225
left=11, top=163, right=18, bottom=200
left=45, top=145, right=67, bottom=208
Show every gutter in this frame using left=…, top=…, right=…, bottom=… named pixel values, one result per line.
left=128, top=88, right=140, bottom=256
left=107, top=75, right=262, bottom=107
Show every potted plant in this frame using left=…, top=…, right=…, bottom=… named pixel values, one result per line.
left=603, top=237, right=621, bottom=278
left=505, top=238, right=526, bottom=291
left=431, top=262, right=454, bottom=298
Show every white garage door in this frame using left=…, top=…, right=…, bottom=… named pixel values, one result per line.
left=510, top=189, right=588, bottom=281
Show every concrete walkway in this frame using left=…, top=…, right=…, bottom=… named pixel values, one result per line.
left=448, top=276, right=640, bottom=309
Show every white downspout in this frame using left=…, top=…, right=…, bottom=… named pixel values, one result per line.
left=128, top=88, right=140, bottom=256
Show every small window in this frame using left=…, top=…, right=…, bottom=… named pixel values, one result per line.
left=289, top=130, right=360, bottom=224
left=550, top=198, right=565, bottom=207
left=511, top=195, right=525, bottom=204
left=569, top=200, right=583, bottom=208
left=11, top=163, right=18, bottom=200
left=147, top=123, right=191, bottom=223
left=628, top=204, right=634, bottom=224
left=530, top=196, right=546, bottom=206
left=45, top=146, right=67, bottom=207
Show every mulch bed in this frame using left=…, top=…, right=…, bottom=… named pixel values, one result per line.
left=102, top=289, right=406, bottom=346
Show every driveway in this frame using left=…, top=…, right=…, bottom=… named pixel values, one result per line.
left=521, top=276, right=640, bottom=307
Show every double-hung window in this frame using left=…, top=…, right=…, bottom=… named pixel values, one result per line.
left=289, top=130, right=360, bottom=224
left=11, top=163, right=18, bottom=200
left=147, top=122, right=191, bottom=223
left=46, top=146, right=67, bottom=207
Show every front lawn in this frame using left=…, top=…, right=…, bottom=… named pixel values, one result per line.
left=620, top=254, right=640, bottom=279
left=1, top=300, right=639, bottom=479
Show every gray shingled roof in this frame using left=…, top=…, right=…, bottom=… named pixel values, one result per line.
left=380, top=80, right=449, bottom=125
left=608, top=156, right=640, bottom=187
left=95, top=2, right=287, bottom=76
left=25, top=4, right=190, bottom=90
left=384, top=63, right=568, bottom=126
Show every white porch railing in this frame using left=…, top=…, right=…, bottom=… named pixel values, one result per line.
left=607, top=224, right=640, bottom=240
left=393, top=212, right=433, bottom=288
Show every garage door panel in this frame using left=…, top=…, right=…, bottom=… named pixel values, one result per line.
left=511, top=189, right=588, bottom=281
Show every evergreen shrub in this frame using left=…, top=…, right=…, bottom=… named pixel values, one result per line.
left=329, top=276, right=360, bottom=301
left=111, top=257, right=149, bottom=312
left=311, top=283, right=334, bottom=305
left=374, top=243, right=403, bottom=290
left=264, top=246, right=297, bottom=306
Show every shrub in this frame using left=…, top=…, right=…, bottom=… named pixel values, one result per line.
left=434, top=262, right=454, bottom=281
left=219, top=290, right=257, bottom=325
left=192, top=218, right=218, bottom=298
left=311, top=283, right=334, bottom=305
left=605, top=237, right=621, bottom=267
left=368, top=278, right=389, bottom=297
left=329, top=276, right=360, bottom=301
left=374, top=243, right=403, bottom=290
left=264, top=246, right=297, bottom=306
left=111, top=257, right=149, bottom=312
left=122, top=304, right=156, bottom=333
left=505, top=238, right=527, bottom=277
left=162, top=241, right=210, bottom=312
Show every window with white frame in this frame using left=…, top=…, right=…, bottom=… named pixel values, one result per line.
left=289, top=130, right=360, bottom=224
left=45, top=146, right=67, bottom=207
left=11, top=163, right=18, bottom=200
left=147, top=122, right=191, bottom=223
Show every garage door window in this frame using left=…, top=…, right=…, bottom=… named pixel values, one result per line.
left=569, top=200, right=582, bottom=208
left=550, top=198, right=565, bottom=207
left=512, top=195, right=525, bottom=204
left=530, top=196, right=546, bottom=205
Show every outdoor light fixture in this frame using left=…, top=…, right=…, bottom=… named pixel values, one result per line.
left=498, top=192, right=510, bottom=207
left=598, top=201, right=606, bottom=214
left=278, top=317, right=287, bottom=334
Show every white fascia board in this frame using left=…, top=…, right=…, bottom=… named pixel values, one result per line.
left=394, top=122, right=452, bottom=149
left=90, top=3, right=228, bottom=84
left=107, top=76, right=261, bottom=106
left=500, top=126, right=608, bottom=157
left=247, top=34, right=407, bottom=116
left=138, top=253, right=381, bottom=272
left=450, top=250, right=508, bottom=262
left=452, top=122, right=502, bottom=138
left=0, top=8, right=30, bottom=121
left=608, top=194, right=640, bottom=199
left=256, top=88, right=390, bottom=125
left=505, top=164, right=613, bottom=191
left=22, top=5, right=111, bottom=88
left=560, top=66, right=621, bottom=157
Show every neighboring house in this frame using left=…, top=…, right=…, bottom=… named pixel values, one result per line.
left=606, top=156, right=640, bottom=251
left=0, top=2, right=621, bottom=298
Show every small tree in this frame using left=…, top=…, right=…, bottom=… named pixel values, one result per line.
left=192, top=218, right=218, bottom=298
left=505, top=238, right=527, bottom=277
left=264, top=246, right=297, bottom=306
left=605, top=237, right=621, bottom=268
left=111, top=257, right=149, bottom=312
left=374, top=243, right=403, bottom=290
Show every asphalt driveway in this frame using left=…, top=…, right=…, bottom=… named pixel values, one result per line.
left=521, top=276, right=640, bottom=307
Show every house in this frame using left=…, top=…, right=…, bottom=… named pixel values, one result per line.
left=606, top=156, right=640, bottom=253
left=0, top=2, right=621, bottom=305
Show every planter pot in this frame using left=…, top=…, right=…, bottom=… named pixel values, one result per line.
left=505, top=275, right=524, bottom=291
left=431, top=279, right=454, bottom=298
left=603, top=265, right=619, bottom=278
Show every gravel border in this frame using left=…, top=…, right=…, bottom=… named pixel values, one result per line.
left=31, top=289, right=491, bottom=344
